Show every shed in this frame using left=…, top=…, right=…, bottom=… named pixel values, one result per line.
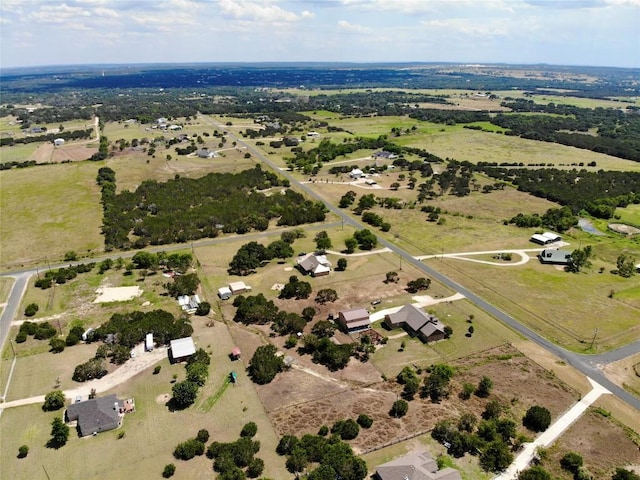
left=169, top=337, right=196, bottom=362
left=53, top=138, right=65, bottom=146
left=542, top=231, right=561, bottom=242
left=530, top=233, right=550, bottom=245
left=229, top=281, right=251, bottom=294
left=231, top=347, right=241, bottom=360
left=145, top=333, right=154, bottom=352
left=349, top=168, right=364, bottom=179
left=218, top=286, right=232, bottom=300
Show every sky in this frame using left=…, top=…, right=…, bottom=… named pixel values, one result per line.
left=1, top=0, right=638, bottom=69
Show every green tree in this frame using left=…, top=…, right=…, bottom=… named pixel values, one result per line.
left=162, top=464, right=176, bottom=478
left=186, top=362, right=209, bottom=386
left=173, top=439, right=205, bottom=460
left=314, top=231, right=332, bottom=252
left=248, top=345, right=284, bottom=384
left=17, top=445, right=29, bottom=458
left=43, top=390, right=66, bottom=411
left=385, top=271, right=399, bottom=283
left=406, top=277, right=431, bottom=293
left=616, top=253, right=636, bottom=278
left=171, top=380, right=199, bottom=409
left=166, top=273, right=200, bottom=297
left=476, top=376, right=493, bottom=398
left=49, top=338, right=66, bottom=353
left=390, top=399, right=409, bottom=417
left=612, top=468, right=640, bottom=480
left=315, top=288, right=338, bottom=304
left=422, top=364, right=454, bottom=402
left=240, top=422, right=258, bottom=438
left=24, top=303, right=39, bottom=317
left=267, top=240, right=294, bottom=261
left=566, top=246, right=592, bottom=273
left=517, top=466, right=552, bottom=480
left=560, top=452, right=584, bottom=474
left=331, top=419, right=360, bottom=440
left=480, top=440, right=513, bottom=472
left=482, top=399, right=503, bottom=420
left=195, top=301, right=211, bottom=316
left=247, top=457, right=264, bottom=478
left=311, top=320, right=336, bottom=338
left=286, top=446, right=308, bottom=474
left=353, top=229, right=377, bottom=250
left=523, top=405, right=552, bottom=432
left=276, top=434, right=299, bottom=456
left=344, top=237, right=358, bottom=254
left=49, top=417, right=70, bottom=448
left=196, top=429, right=210, bottom=443
left=336, top=258, right=348, bottom=271
left=357, top=414, right=373, bottom=429
left=302, top=306, right=317, bottom=321
left=458, top=412, right=478, bottom=432
left=460, top=382, right=475, bottom=400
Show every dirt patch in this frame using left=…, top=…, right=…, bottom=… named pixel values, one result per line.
left=156, top=393, right=170, bottom=404
left=608, top=223, right=640, bottom=235
left=544, top=409, right=640, bottom=479
left=28, top=143, right=97, bottom=164
left=93, top=286, right=143, bottom=303
left=262, top=344, right=579, bottom=454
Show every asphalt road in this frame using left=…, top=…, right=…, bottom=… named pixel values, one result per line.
left=204, top=115, right=640, bottom=412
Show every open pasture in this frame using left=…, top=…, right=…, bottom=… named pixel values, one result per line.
left=0, top=162, right=104, bottom=269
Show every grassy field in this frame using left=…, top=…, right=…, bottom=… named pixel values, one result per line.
left=0, top=142, right=41, bottom=163
left=0, top=161, right=104, bottom=269
left=0, top=321, right=289, bottom=480
left=615, top=204, right=640, bottom=228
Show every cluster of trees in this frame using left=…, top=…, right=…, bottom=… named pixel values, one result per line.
left=173, top=429, right=209, bottom=460
left=345, top=229, right=377, bottom=252
left=99, top=165, right=325, bottom=250
left=615, top=254, right=637, bottom=278
left=228, top=240, right=294, bottom=276
left=518, top=461, right=640, bottom=480
left=406, top=277, right=431, bottom=294
left=73, top=357, right=107, bottom=382
left=206, top=423, right=264, bottom=479
left=166, top=273, right=200, bottom=298
left=279, top=276, right=312, bottom=300
left=361, top=212, right=391, bottom=232
left=131, top=251, right=193, bottom=273
left=301, top=334, right=354, bottom=371
left=478, top=164, right=640, bottom=219
left=508, top=206, right=578, bottom=233
left=34, top=262, right=94, bottom=289
left=276, top=432, right=367, bottom=480
left=15, top=320, right=56, bottom=343
left=0, top=127, right=93, bottom=148
left=171, top=349, right=211, bottom=408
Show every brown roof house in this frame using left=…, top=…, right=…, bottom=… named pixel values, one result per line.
left=385, top=304, right=447, bottom=343
left=65, top=394, right=123, bottom=437
left=337, top=307, right=371, bottom=333
left=375, top=450, right=462, bottom=480
left=296, top=253, right=331, bottom=277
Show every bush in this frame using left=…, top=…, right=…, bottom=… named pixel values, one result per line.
left=240, top=422, right=258, bottom=438
left=247, top=457, right=265, bottom=478
left=560, top=452, right=584, bottom=474
left=476, top=376, right=493, bottom=398
left=196, top=429, right=210, bottom=443
left=517, top=466, right=552, bottom=480
left=49, top=338, right=66, bottom=353
left=162, top=464, right=176, bottom=478
left=195, top=302, right=211, bottom=316
left=43, top=390, right=66, bottom=411
left=173, top=439, right=205, bottom=460
left=34, top=322, right=57, bottom=340
left=331, top=419, right=360, bottom=440
left=17, top=445, right=29, bottom=458
left=24, top=303, right=39, bottom=317
left=357, top=414, right=374, bottom=429
left=15, top=331, right=27, bottom=343
left=390, top=399, right=409, bottom=417
left=153, top=365, right=161, bottom=375
left=523, top=405, right=551, bottom=432
left=460, top=382, right=475, bottom=400
left=317, top=425, right=329, bottom=436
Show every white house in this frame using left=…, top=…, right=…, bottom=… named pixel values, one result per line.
left=350, top=168, right=364, bottom=179
left=296, top=253, right=332, bottom=277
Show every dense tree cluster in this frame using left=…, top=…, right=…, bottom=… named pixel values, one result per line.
left=248, top=344, right=284, bottom=385
left=34, top=263, right=94, bottom=289
left=279, top=276, right=312, bottom=300
left=301, top=335, right=354, bottom=371
left=276, top=432, right=367, bottom=480
left=508, top=206, right=578, bottom=233
left=15, top=321, right=57, bottom=343
left=0, top=128, right=93, bottom=148
left=99, top=165, right=325, bottom=250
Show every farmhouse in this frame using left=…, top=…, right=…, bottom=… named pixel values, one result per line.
left=375, top=450, right=462, bottom=480
left=65, top=394, right=124, bottom=437
left=385, top=304, right=447, bottom=343
left=530, top=231, right=562, bottom=245
left=170, top=337, right=196, bottom=362
left=53, top=138, right=65, bottom=146
left=538, top=248, right=572, bottom=265
left=296, top=253, right=331, bottom=277
left=337, top=307, right=371, bottom=333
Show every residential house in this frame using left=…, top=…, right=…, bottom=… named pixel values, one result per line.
left=385, top=304, right=447, bottom=343
left=198, top=148, right=217, bottom=159
left=337, top=307, right=371, bottom=333
left=65, top=394, right=123, bottom=437
left=170, top=337, right=196, bottom=362
left=375, top=450, right=462, bottom=480
left=350, top=168, right=364, bottom=179
left=372, top=150, right=398, bottom=160
left=538, top=248, right=572, bottom=265
left=296, top=253, right=331, bottom=277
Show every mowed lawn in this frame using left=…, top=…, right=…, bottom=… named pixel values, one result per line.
left=0, top=323, right=289, bottom=480
left=0, top=162, right=104, bottom=268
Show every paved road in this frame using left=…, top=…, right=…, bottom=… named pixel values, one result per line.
left=0, top=273, right=31, bottom=354
left=202, top=114, right=640, bottom=413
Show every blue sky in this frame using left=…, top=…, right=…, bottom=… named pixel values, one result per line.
left=1, top=0, right=638, bottom=68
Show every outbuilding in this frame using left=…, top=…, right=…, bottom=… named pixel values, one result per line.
left=53, top=138, right=65, bottom=146
left=337, top=307, right=371, bottom=333
left=218, top=286, right=232, bottom=300
left=229, top=281, right=251, bottom=295
left=538, top=248, right=572, bottom=265
left=145, top=333, right=154, bottom=352
left=169, top=337, right=196, bottom=363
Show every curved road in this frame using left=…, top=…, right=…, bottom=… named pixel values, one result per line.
left=201, top=114, right=640, bottom=412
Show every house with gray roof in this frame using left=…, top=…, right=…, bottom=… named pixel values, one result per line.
left=385, top=304, right=447, bottom=343
left=65, top=394, right=122, bottom=437
left=375, top=450, right=461, bottom=480
left=296, top=253, right=331, bottom=277
left=538, top=248, right=572, bottom=265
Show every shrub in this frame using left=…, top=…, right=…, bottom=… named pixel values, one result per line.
left=317, top=425, right=329, bottom=436
left=240, top=422, right=258, bottom=438
left=34, top=322, right=57, bottom=340
left=476, top=376, right=493, bottom=398
left=49, top=338, right=66, bottom=353
left=247, top=457, right=264, bottom=478
left=162, top=464, right=176, bottom=478
left=195, top=302, right=211, bottom=316
left=331, top=419, right=360, bottom=440
left=517, top=466, right=552, bottom=480
left=15, top=331, right=27, bottom=343
left=560, top=452, right=584, bottom=474
left=43, top=390, right=66, bottom=411
left=24, top=303, right=39, bottom=317
left=390, top=399, right=409, bottom=417
left=153, top=365, right=161, bottom=375
left=357, top=414, right=374, bottom=429
left=523, top=405, right=552, bottom=432
left=17, top=445, right=29, bottom=458
left=460, top=382, right=475, bottom=400
left=173, top=439, right=205, bottom=460
left=196, top=429, right=210, bottom=443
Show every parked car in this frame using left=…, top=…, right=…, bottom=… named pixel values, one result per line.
left=371, top=299, right=381, bottom=306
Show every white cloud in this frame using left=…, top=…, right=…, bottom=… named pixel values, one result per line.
left=218, top=0, right=300, bottom=22
left=301, top=10, right=315, bottom=18
left=338, top=19, right=370, bottom=32
left=93, top=7, right=119, bottom=18
left=421, top=17, right=511, bottom=37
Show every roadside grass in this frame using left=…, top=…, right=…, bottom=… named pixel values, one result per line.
left=0, top=162, right=104, bottom=269
left=371, top=299, right=521, bottom=377
left=615, top=204, right=640, bottom=228
left=424, top=252, right=640, bottom=352
left=0, top=277, right=15, bottom=303
left=0, top=316, right=289, bottom=480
